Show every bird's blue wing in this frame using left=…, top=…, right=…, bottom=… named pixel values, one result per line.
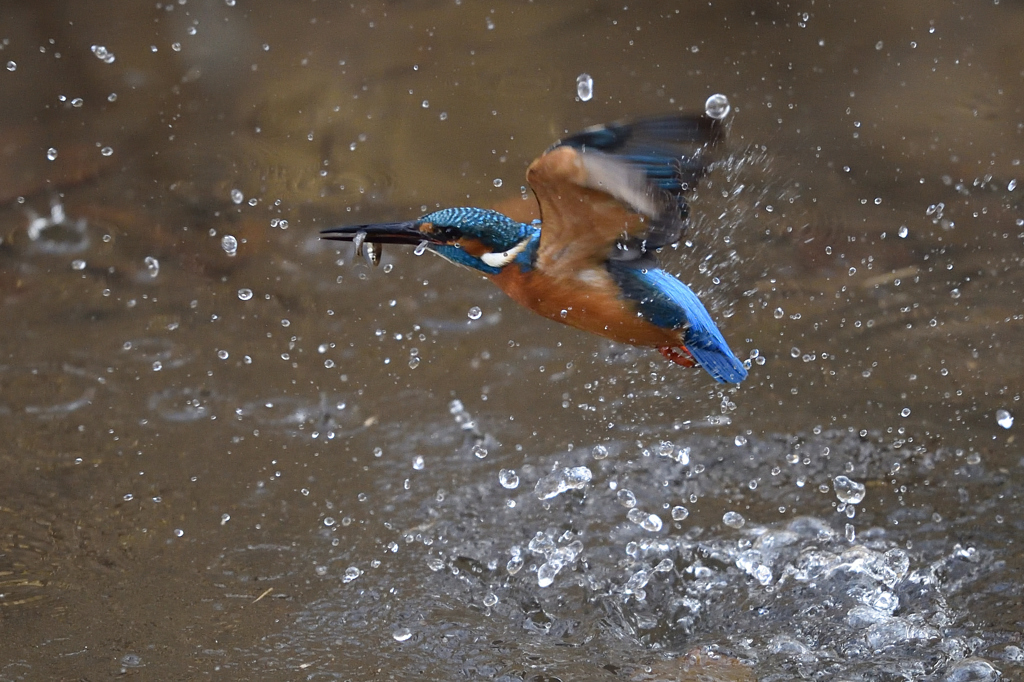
left=606, top=261, right=747, bottom=383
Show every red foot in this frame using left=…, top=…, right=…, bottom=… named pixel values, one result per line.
left=658, top=345, right=696, bottom=367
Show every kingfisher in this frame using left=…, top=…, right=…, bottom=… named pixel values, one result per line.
left=321, top=111, right=747, bottom=383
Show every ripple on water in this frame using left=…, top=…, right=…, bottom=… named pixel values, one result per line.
left=0, top=363, right=98, bottom=418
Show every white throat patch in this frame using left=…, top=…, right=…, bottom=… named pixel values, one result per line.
left=480, top=236, right=532, bottom=269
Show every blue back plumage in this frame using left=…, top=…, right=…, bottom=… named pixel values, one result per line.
left=606, top=261, right=747, bottom=383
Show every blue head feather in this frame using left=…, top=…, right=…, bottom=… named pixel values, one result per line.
left=420, top=208, right=538, bottom=275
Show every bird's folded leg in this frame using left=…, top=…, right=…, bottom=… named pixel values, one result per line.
left=658, top=345, right=696, bottom=367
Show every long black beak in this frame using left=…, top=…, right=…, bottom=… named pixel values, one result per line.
left=319, top=221, right=434, bottom=245
left=320, top=221, right=441, bottom=267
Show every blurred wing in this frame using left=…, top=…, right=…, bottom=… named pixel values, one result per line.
left=528, top=114, right=722, bottom=276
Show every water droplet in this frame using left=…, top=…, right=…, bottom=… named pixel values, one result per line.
left=414, top=240, right=429, bottom=256
left=617, top=489, right=637, bottom=508
left=392, top=627, right=413, bottom=642
left=144, top=256, right=159, bottom=277
left=833, top=475, right=866, bottom=504
left=91, top=45, right=116, bottom=63
left=230, top=188, right=244, bottom=204
left=704, top=93, right=731, bottom=120
left=471, top=444, right=488, bottom=459
left=492, top=178, right=502, bottom=188
left=627, top=508, right=663, bottom=532
left=71, top=97, right=84, bottom=108
left=900, top=407, right=911, bottom=418
left=591, top=444, right=609, bottom=460
left=174, top=528, right=184, bottom=537
left=5, top=61, right=16, bottom=72
left=237, top=288, right=253, bottom=301
left=152, top=360, right=162, bottom=371
left=217, top=349, right=229, bottom=360
left=467, top=306, right=482, bottom=320
left=225, top=0, right=236, bottom=5
left=98, top=146, right=114, bottom=157
left=46, top=147, right=58, bottom=161
left=412, top=455, right=425, bottom=470
left=484, top=16, right=495, bottom=30
left=342, top=566, right=361, bottom=583
left=323, top=517, right=336, bottom=527
left=576, top=73, right=593, bottom=101
left=221, top=234, right=238, bottom=256
left=774, top=307, right=784, bottom=319
left=898, top=225, right=909, bottom=238
left=421, top=99, right=429, bottom=109
left=722, top=511, right=745, bottom=528
left=498, top=469, right=519, bottom=489
left=671, top=505, right=689, bottom=521
left=996, top=409, right=1014, bottom=429
left=408, top=356, right=420, bottom=369
left=734, top=435, right=748, bottom=446
left=220, top=513, right=231, bottom=525
left=1009, top=179, right=1018, bottom=192
left=71, top=259, right=86, bottom=270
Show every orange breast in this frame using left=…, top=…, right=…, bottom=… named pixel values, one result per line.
left=489, top=266, right=683, bottom=348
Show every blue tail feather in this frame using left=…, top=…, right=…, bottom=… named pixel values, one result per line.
left=605, top=262, right=747, bottom=384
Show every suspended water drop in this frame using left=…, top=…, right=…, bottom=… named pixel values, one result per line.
left=627, top=509, right=663, bottom=532
left=498, top=469, right=519, bottom=489
left=1009, top=179, right=1018, bottom=192
left=237, top=288, right=253, bottom=301
left=576, top=73, right=593, bottom=101
left=230, top=188, right=244, bottom=204
left=898, top=225, right=909, bottom=238
left=91, top=45, right=116, bottom=63
left=471, top=444, right=488, bottom=459
left=220, top=513, right=231, bottom=525
left=342, top=566, right=361, bottom=583
left=774, top=307, right=784, bottom=319
left=217, top=350, right=229, bottom=360
left=71, top=259, right=86, bottom=270
left=900, top=407, right=911, bottom=418
left=591, top=444, right=609, bottom=460
left=492, top=178, right=503, bottom=188
left=392, top=627, right=413, bottom=642
left=833, top=475, right=866, bottom=504
left=412, top=455, right=425, bottom=470
left=46, top=147, right=58, bottom=161
left=221, top=234, right=238, bottom=256
left=467, top=306, right=482, bottom=320
left=722, top=511, right=745, bottom=528
left=705, top=93, right=731, bottom=120
left=617, top=489, right=637, bottom=508
left=414, top=240, right=429, bottom=256
left=144, top=256, right=159, bottom=277
left=996, top=409, right=1013, bottom=429
left=100, top=146, right=114, bottom=157
left=671, top=505, right=689, bottom=521
left=5, top=61, right=15, bottom=72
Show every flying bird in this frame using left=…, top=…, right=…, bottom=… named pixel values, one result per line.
left=321, top=111, right=747, bottom=383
